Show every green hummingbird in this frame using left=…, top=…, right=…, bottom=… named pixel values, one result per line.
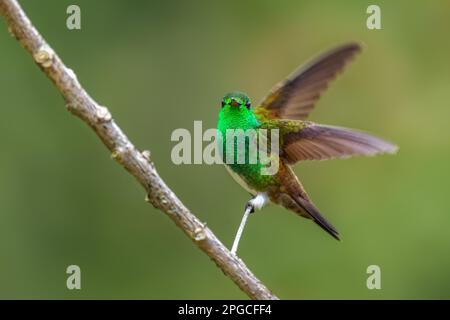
left=217, top=43, right=397, bottom=250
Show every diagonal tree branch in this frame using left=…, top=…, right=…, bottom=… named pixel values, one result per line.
left=0, top=0, right=278, bottom=300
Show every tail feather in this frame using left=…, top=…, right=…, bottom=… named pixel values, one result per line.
left=292, top=195, right=340, bottom=241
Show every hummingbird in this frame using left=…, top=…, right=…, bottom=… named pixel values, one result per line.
left=217, top=43, right=398, bottom=252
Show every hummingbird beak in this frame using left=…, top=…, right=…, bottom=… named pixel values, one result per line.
left=230, top=99, right=240, bottom=108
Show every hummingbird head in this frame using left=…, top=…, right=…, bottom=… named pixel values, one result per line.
left=218, top=92, right=259, bottom=129
left=221, top=92, right=251, bottom=111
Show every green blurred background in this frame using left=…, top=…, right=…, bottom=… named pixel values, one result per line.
left=0, top=0, right=449, bottom=299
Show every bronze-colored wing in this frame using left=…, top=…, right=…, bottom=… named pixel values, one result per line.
left=255, top=43, right=362, bottom=121
left=282, top=123, right=398, bottom=164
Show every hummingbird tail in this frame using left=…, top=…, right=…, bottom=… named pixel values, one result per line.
left=292, top=195, right=340, bottom=241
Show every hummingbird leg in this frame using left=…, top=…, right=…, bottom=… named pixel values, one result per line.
left=231, top=193, right=269, bottom=255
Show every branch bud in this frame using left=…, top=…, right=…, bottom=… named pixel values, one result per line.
left=33, top=45, right=54, bottom=68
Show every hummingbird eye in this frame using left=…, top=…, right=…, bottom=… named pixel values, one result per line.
left=221, top=101, right=226, bottom=108
left=245, top=102, right=251, bottom=109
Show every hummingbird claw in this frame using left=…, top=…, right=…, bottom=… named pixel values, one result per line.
left=245, top=202, right=255, bottom=214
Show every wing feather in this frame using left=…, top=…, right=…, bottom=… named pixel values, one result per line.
left=282, top=123, right=398, bottom=164
left=255, top=43, right=362, bottom=121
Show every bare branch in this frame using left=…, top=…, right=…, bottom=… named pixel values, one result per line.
left=0, top=0, right=278, bottom=300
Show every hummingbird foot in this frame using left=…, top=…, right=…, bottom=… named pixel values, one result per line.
left=244, top=201, right=255, bottom=214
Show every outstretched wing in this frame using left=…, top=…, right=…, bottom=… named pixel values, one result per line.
left=254, top=43, right=362, bottom=121
left=281, top=123, right=398, bottom=164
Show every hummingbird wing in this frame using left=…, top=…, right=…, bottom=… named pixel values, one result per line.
left=281, top=122, right=398, bottom=164
left=254, top=43, right=361, bottom=121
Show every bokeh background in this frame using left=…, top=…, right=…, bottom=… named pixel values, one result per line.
left=0, top=0, right=449, bottom=299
